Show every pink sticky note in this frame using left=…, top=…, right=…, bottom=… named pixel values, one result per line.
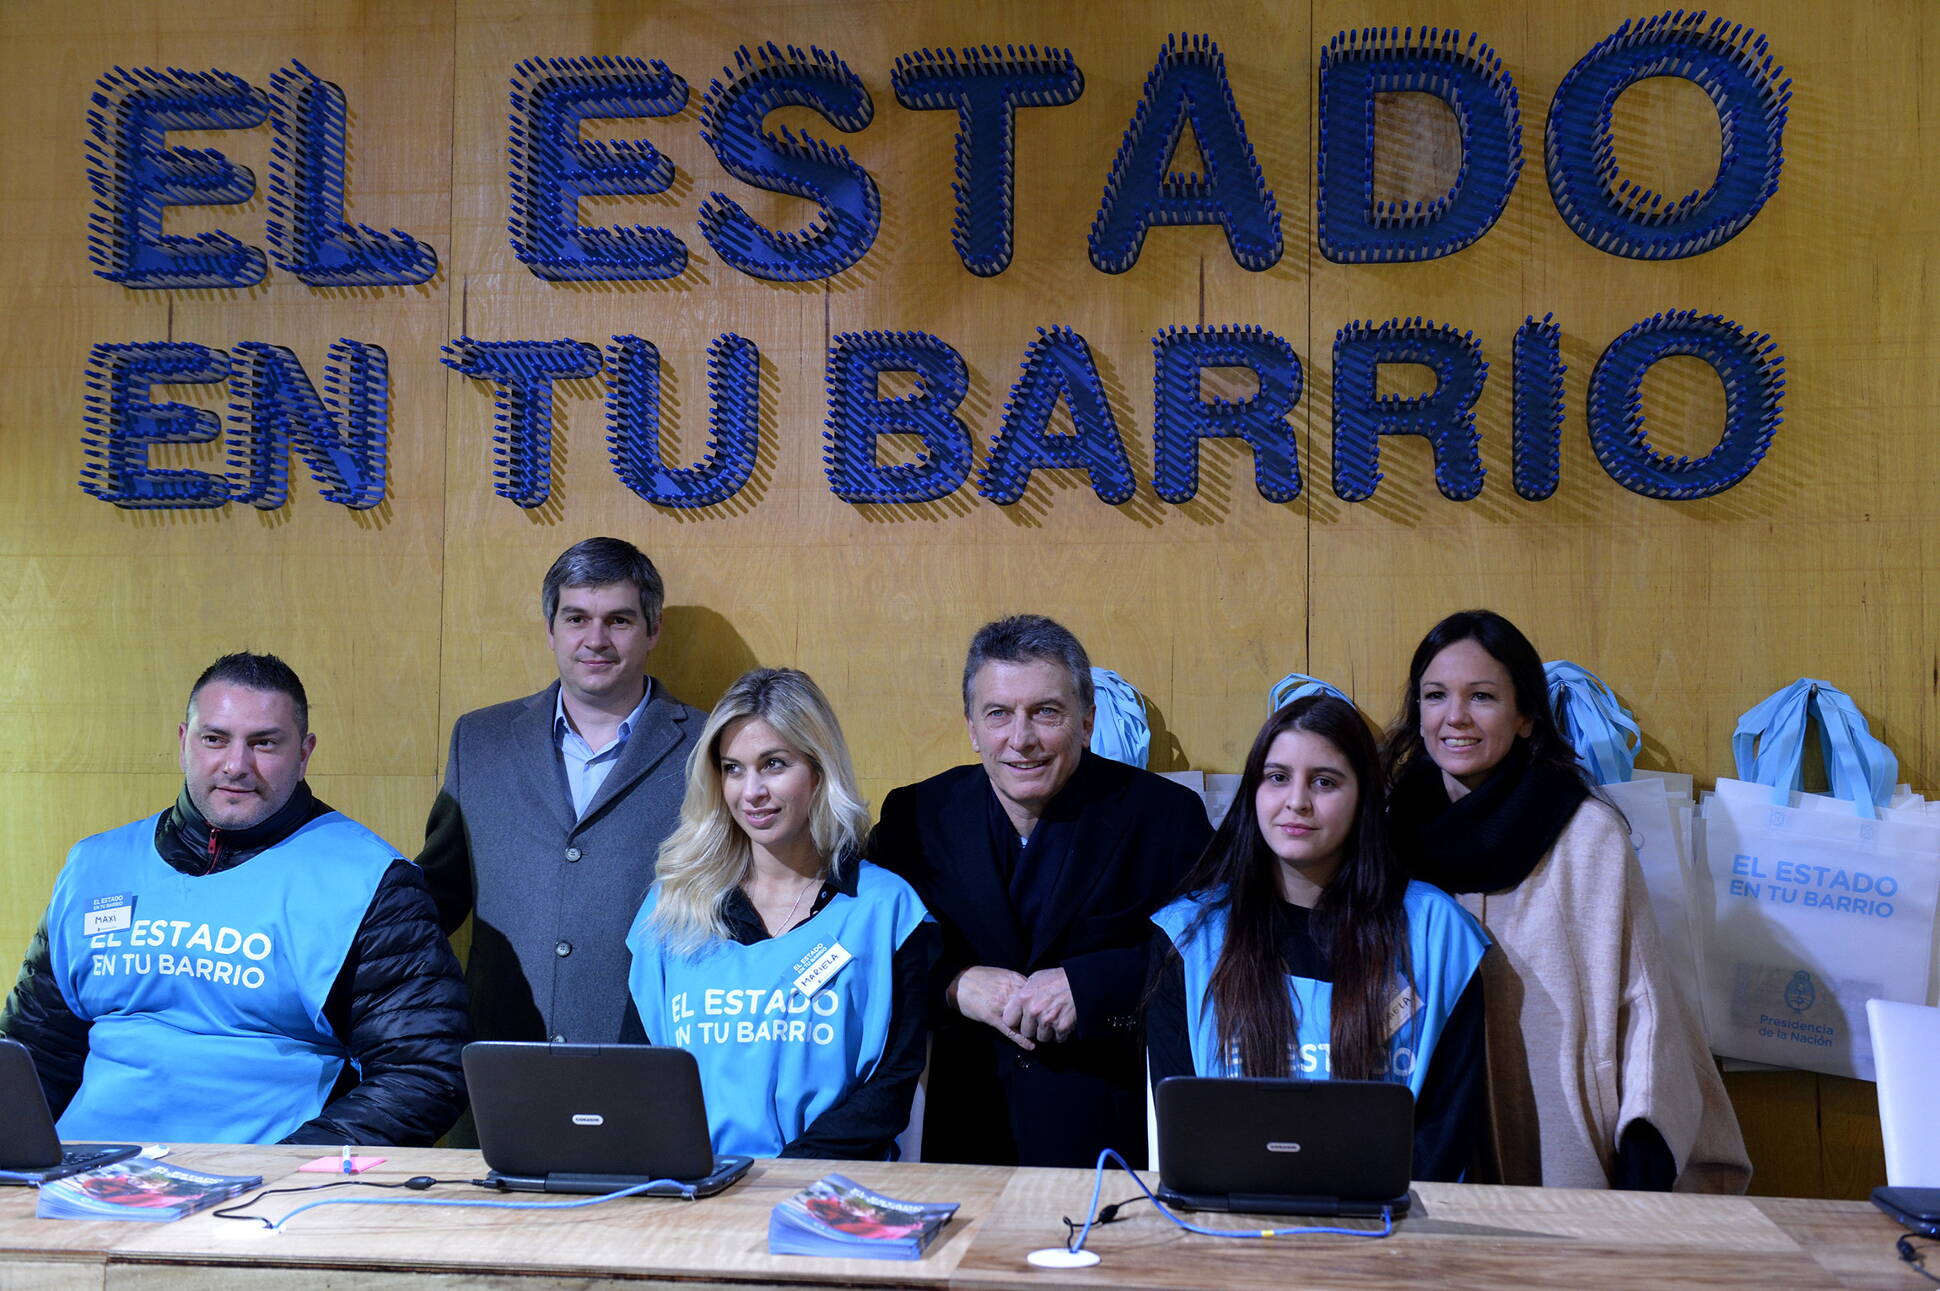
left=299, top=1154, right=387, bottom=1174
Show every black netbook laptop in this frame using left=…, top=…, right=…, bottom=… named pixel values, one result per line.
left=463, top=1042, right=751, bottom=1197
left=0, top=1038, right=140, bottom=1184
left=1155, top=1076, right=1414, bottom=1217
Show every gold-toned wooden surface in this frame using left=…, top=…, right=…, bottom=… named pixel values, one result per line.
left=1726, top=1068, right=1893, bottom=1201
left=112, top=1152, right=1008, bottom=1286
left=952, top=1168, right=1924, bottom=1290
left=1752, top=1196, right=1937, bottom=1291
left=0, top=0, right=459, bottom=961
left=1, top=0, right=1933, bottom=1203
left=2, top=1152, right=1919, bottom=1290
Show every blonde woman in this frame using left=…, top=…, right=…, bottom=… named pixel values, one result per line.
left=624, top=668, right=936, bottom=1159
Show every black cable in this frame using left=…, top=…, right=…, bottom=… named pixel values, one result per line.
left=1061, top=1193, right=1153, bottom=1246
left=213, top=1175, right=456, bottom=1229
left=1900, top=1234, right=1940, bottom=1285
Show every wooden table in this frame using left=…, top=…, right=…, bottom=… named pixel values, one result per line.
left=0, top=1148, right=1926, bottom=1289
left=958, top=1169, right=1932, bottom=1290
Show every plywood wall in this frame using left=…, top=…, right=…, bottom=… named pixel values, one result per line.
left=1, top=0, right=1931, bottom=1196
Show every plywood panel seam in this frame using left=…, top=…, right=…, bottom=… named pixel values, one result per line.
left=1303, top=0, right=1317, bottom=680
left=432, top=0, right=460, bottom=784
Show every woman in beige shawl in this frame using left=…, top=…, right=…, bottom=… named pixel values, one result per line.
left=1382, top=610, right=1749, bottom=1192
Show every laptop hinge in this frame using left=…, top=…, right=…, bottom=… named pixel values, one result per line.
left=1230, top=1193, right=1342, bottom=1216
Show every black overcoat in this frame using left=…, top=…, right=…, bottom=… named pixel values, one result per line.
left=870, top=751, right=1211, bottom=1167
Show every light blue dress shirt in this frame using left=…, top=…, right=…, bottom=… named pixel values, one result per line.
left=554, top=681, right=653, bottom=819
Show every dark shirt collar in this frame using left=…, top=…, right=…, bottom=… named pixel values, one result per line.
left=159, top=781, right=327, bottom=876
left=719, top=856, right=856, bottom=944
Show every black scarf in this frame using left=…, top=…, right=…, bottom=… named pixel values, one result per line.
left=1387, top=739, right=1588, bottom=894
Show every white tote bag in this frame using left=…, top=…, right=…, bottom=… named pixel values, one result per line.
left=1695, top=681, right=1940, bottom=1079
left=1546, top=663, right=1708, bottom=1028
left=1603, top=772, right=1706, bottom=1027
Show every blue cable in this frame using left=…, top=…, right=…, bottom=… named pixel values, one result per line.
left=1067, top=1149, right=1393, bottom=1252
left=265, top=1179, right=693, bottom=1231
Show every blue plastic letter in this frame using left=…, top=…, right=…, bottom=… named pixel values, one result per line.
left=1511, top=314, right=1565, bottom=500
left=441, top=338, right=604, bottom=507
left=227, top=341, right=390, bottom=509
left=1547, top=12, right=1789, bottom=259
left=980, top=327, right=1135, bottom=505
left=698, top=44, right=878, bottom=281
left=891, top=46, right=1084, bottom=276
left=509, top=57, right=689, bottom=281
left=1587, top=311, right=1783, bottom=499
left=86, top=68, right=270, bottom=288
left=1152, top=325, right=1303, bottom=502
left=1090, top=34, right=1281, bottom=273
left=1317, top=27, right=1522, bottom=262
left=823, top=331, right=973, bottom=504
left=606, top=334, right=760, bottom=508
left=266, top=61, right=437, bottom=286
left=1331, top=319, right=1488, bottom=501
left=79, top=342, right=232, bottom=508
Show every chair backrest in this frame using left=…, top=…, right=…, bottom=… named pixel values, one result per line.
left=1146, top=1051, right=1161, bottom=1172
left=1867, top=997, right=1940, bottom=1186
left=893, top=1036, right=931, bottom=1163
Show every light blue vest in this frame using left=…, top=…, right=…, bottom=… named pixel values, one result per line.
left=1151, top=881, right=1487, bottom=1096
left=45, top=810, right=399, bottom=1143
left=627, top=861, right=930, bottom=1159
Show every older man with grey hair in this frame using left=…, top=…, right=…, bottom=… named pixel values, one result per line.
left=871, top=614, right=1211, bottom=1168
left=418, top=538, right=702, bottom=1051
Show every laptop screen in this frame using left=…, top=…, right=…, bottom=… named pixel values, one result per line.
left=1155, top=1076, right=1413, bottom=1215
left=0, top=1039, right=69, bottom=1169
left=464, top=1042, right=719, bottom=1183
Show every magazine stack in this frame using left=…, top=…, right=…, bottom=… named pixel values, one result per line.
left=36, top=1159, right=264, bottom=1222
left=768, top=1174, right=958, bottom=1260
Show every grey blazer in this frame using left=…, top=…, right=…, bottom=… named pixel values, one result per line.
left=417, top=680, right=702, bottom=1046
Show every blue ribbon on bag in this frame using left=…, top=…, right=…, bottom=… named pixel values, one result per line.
left=1089, top=667, right=1151, bottom=769
left=1544, top=660, right=1640, bottom=785
left=1268, top=672, right=1352, bottom=714
left=1731, top=678, right=1897, bottom=818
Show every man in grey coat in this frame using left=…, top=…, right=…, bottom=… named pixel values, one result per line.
left=418, top=538, right=702, bottom=1048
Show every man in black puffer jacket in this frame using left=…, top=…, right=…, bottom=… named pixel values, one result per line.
left=0, top=652, right=467, bottom=1146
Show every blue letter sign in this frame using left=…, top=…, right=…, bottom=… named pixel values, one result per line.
left=86, top=68, right=270, bottom=288
left=1317, top=27, right=1523, bottom=263
left=891, top=46, right=1084, bottom=277
left=1332, top=319, right=1489, bottom=501
left=508, top=57, right=690, bottom=281
left=1090, top=34, right=1281, bottom=274
left=1547, top=12, right=1789, bottom=259
left=698, top=44, right=879, bottom=281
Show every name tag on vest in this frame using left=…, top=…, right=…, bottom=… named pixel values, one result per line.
left=1383, top=987, right=1422, bottom=1042
left=84, top=894, right=134, bottom=937
left=791, top=943, right=853, bottom=998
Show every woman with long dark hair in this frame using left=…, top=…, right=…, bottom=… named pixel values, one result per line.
left=1383, top=610, right=1748, bottom=1191
left=1147, top=695, right=1490, bottom=1181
